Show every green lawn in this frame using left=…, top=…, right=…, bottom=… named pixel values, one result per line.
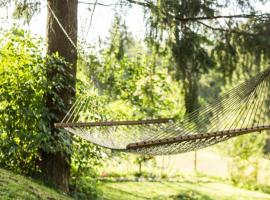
left=97, top=180, right=270, bottom=200
left=0, top=168, right=71, bottom=200
left=1, top=166, right=270, bottom=200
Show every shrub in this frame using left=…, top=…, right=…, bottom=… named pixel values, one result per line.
left=69, top=176, right=99, bottom=200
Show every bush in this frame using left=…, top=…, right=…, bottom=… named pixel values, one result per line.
left=69, top=176, right=99, bottom=200
left=0, top=28, right=77, bottom=176
left=134, top=171, right=157, bottom=180
left=173, top=190, right=213, bottom=200
left=0, top=28, right=46, bottom=174
left=161, top=173, right=168, bottom=179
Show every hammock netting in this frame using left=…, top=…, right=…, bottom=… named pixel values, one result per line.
left=55, top=67, right=270, bottom=155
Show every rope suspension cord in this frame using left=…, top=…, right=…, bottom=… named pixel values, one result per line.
left=47, top=3, right=77, bottom=50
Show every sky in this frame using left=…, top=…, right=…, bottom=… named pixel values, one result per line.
left=0, top=0, right=270, bottom=47
left=0, top=0, right=146, bottom=46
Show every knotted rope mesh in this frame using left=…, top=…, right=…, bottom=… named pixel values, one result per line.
left=55, top=67, right=270, bottom=155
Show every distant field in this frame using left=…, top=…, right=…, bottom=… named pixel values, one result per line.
left=98, top=146, right=270, bottom=199
left=101, top=147, right=270, bottom=184
left=97, top=179, right=270, bottom=200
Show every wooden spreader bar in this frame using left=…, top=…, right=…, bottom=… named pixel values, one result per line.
left=54, top=118, right=173, bottom=128
left=126, top=125, right=270, bottom=150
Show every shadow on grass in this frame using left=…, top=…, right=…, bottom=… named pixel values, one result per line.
left=160, top=181, right=214, bottom=200
left=99, top=180, right=214, bottom=200
left=172, top=190, right=214, bottom=200
left=100, top=185, right=153, bottom=199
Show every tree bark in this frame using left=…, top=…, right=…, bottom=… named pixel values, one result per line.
left=40, top=0, right=77, bottom=192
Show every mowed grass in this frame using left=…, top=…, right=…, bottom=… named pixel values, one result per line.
left=97, top=179, right=270, bottom=200
left=1, top=165, right=270, bottom=200
left=0, top=168, right=72, bottom=200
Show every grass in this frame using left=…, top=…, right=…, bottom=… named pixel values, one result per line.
left=97, top=178, right=270, bottom=200
left=1, top=165, right=270, bottom=200
left=0, top=168, right=72, bottom=200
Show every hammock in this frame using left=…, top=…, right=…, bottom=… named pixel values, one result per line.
left=55, top=67, right=270, bottom=155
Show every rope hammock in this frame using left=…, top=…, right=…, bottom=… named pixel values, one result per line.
left=55, top=67, right=270, bottom=155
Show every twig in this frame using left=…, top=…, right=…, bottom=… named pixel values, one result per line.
left=78, top=1, right=119, bottom=7
left=84, top=0, right=98, bottom=41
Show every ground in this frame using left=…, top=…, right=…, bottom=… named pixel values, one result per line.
left=1, top=166, right=270, bottom=200
left=97, top=179, right=270, bottom=200
left=0, top=168, right=71, bottom=200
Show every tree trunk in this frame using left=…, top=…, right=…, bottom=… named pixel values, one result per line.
left=183, top=73, right=199, bottom=115
left=184, top=72, right=199, bottom=173
left=40, top=0, right=77, bottom=192
left=139, top=162, right=142, bottom=174
left=194, top=151, right=197, bottom=172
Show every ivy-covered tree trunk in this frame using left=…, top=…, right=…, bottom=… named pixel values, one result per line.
left=40, top=0, right=77, bottom=192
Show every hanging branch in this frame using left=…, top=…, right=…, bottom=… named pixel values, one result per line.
left=125, top=0, right=270, bottom=22
left=84, top=0, right=98, bottom=41
left=196, top=21, right=265, bottom=37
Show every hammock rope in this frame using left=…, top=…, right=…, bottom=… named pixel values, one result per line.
left=55, top=67, right=270, bottom=155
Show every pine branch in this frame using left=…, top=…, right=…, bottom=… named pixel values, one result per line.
left=126, top=0, right=270, bottom=22
left=175, top=13, right=270, bottom=22
left=197, top=21, right=267, bottom=37
left=196, top=21, right=256, bottom=36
